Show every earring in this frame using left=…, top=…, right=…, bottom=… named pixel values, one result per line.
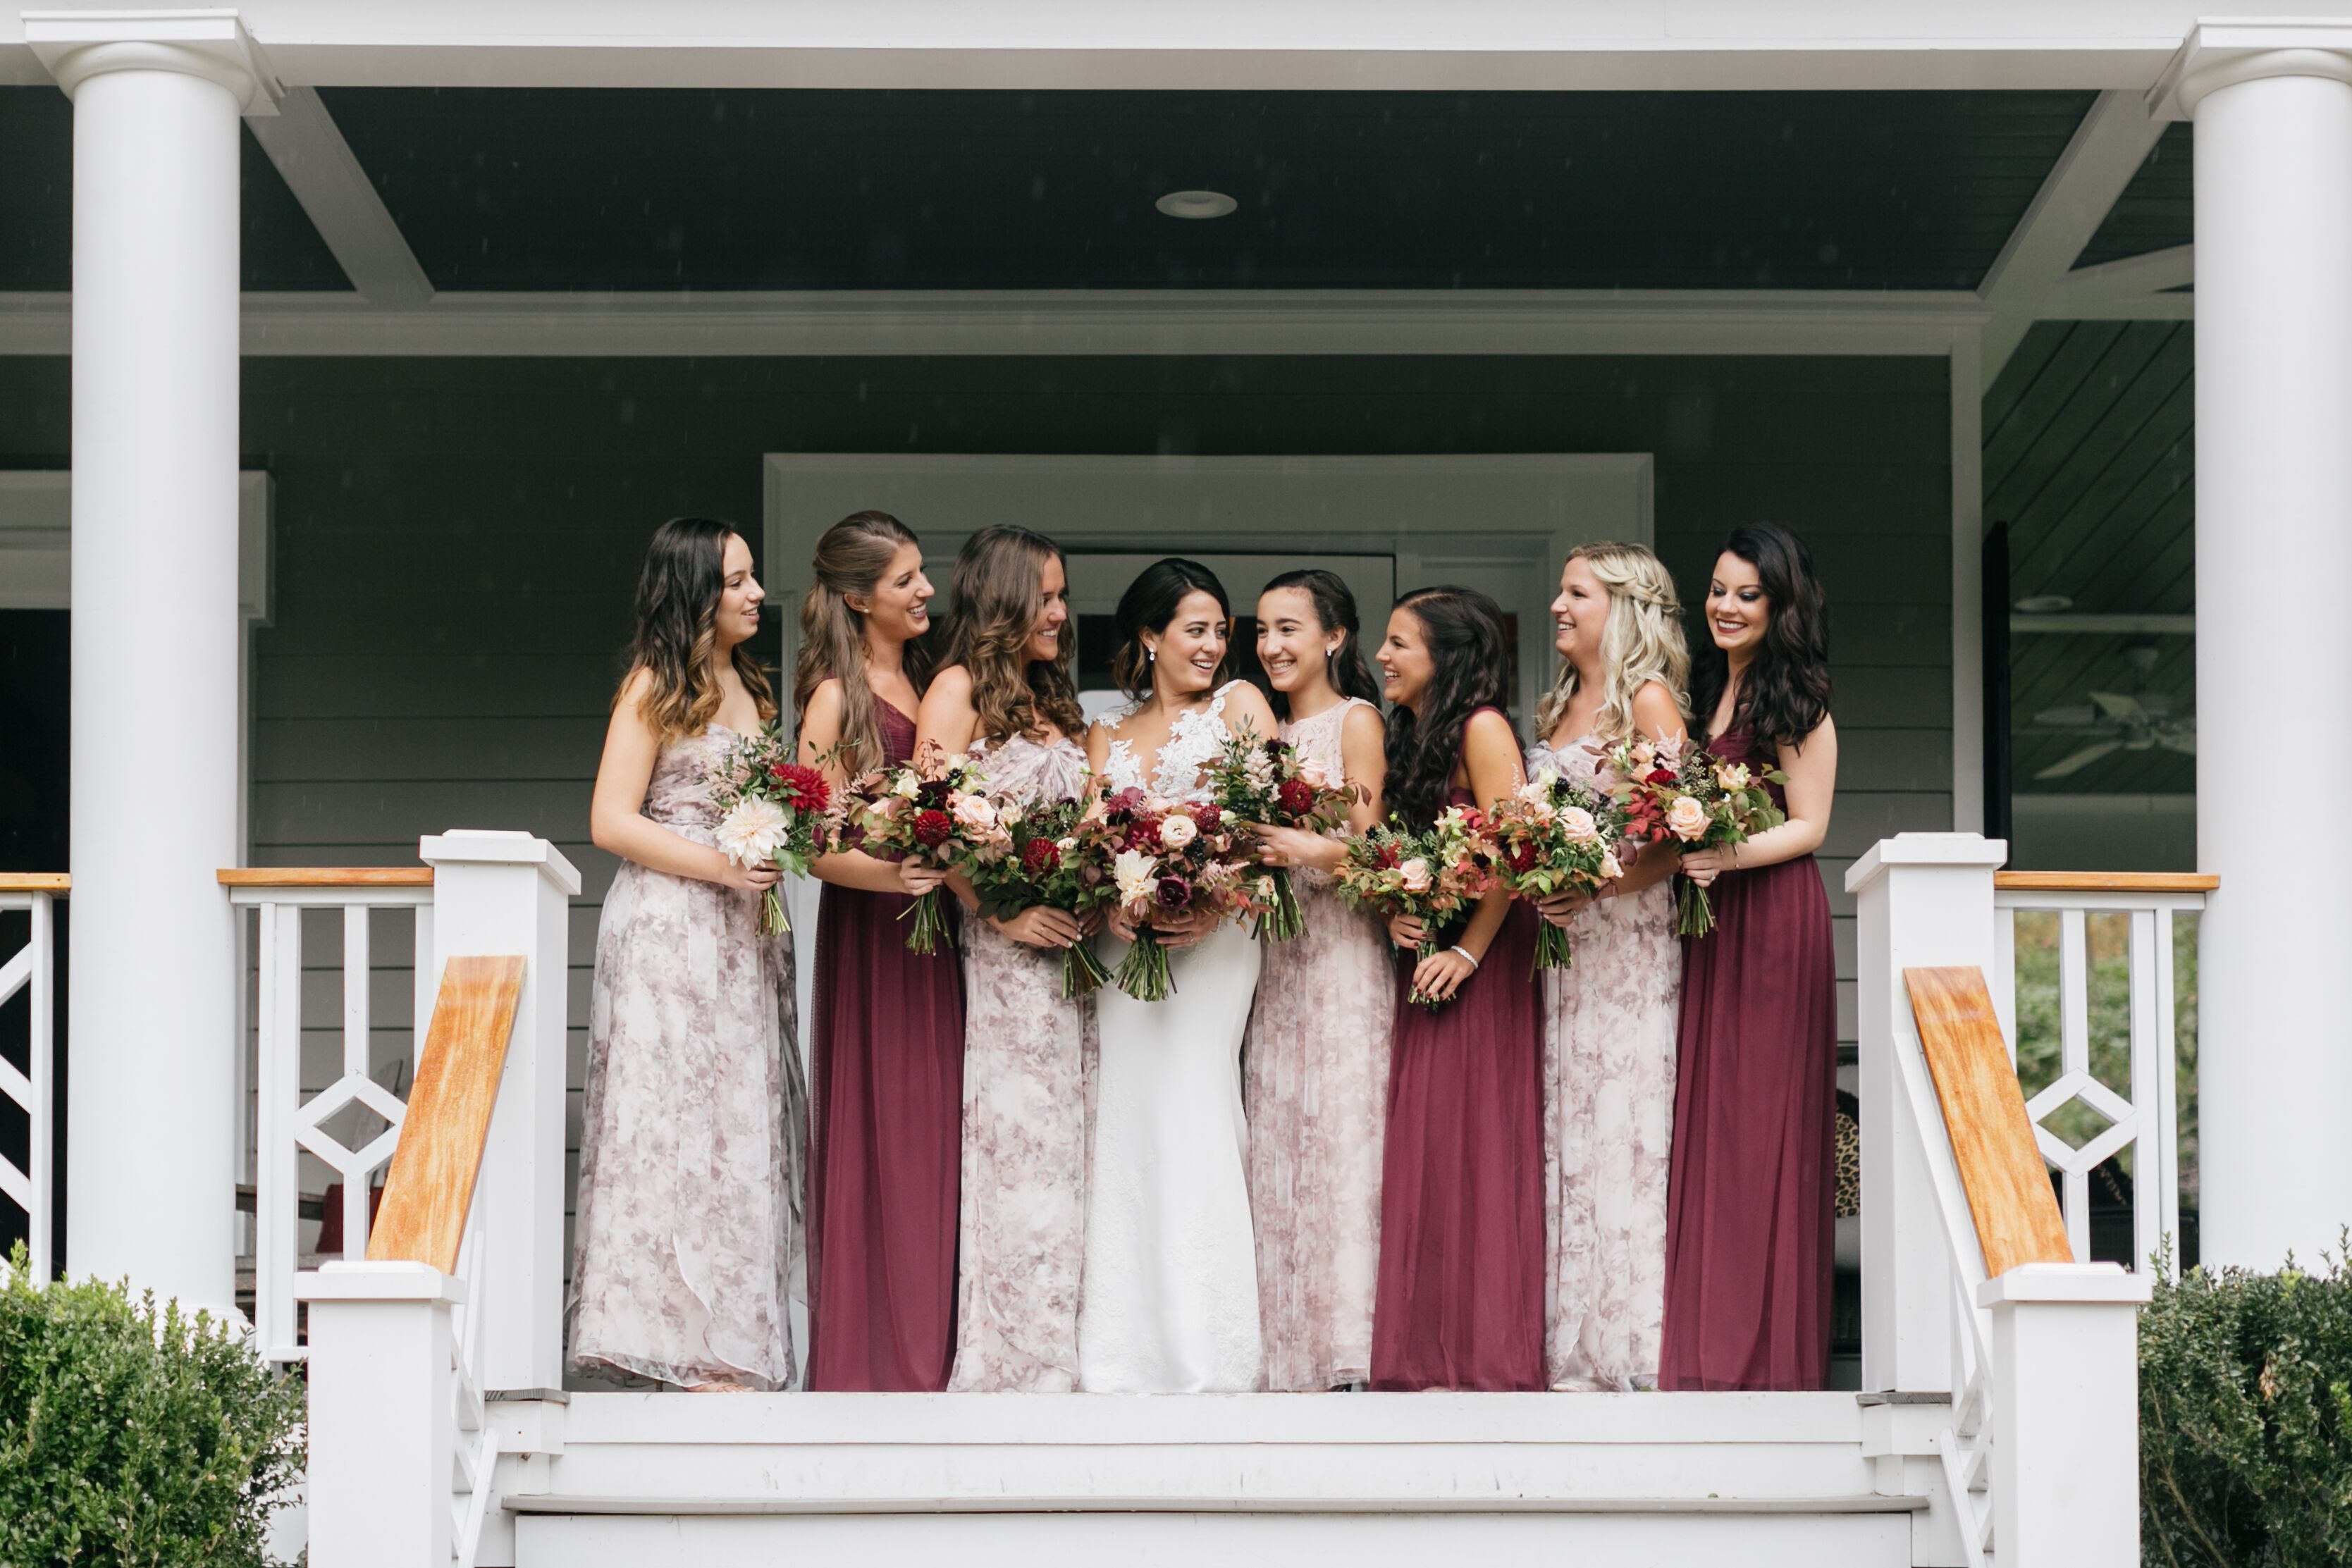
left=1148, top=647, right=1157, bottom=664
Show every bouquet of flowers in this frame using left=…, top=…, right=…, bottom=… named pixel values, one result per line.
left=963, top=793, right=1118, bottom=999
left=1077, top=787, right=1256, bottom=1002
left=1203, top=724, right=1360, bottom=941
left=705, top=722, right=839, bottom=937
left=1478, top=767, right=1626, bottom=974
left=1332, top=807, right=1494, bottom=1010
left=1609, top=734, right=1787, bottom=937
left=851, top=741, right=998, bottom=953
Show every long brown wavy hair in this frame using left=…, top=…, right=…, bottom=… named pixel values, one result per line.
left=616, top=517, right=777, bottom=744
left=793, top=510, right=930, bottom=776
left=939, top=525, right=1085, bottom=743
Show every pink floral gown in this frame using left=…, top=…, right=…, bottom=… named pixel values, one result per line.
left=1528, top=734, right=1680, bottom=1390
left=1243, top=697, right=1393, bottom=1391
left=947, top=730, right=1094, bottom=1392
left=569, top=724, right=808, bottom=1390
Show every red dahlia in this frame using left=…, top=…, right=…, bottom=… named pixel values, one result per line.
left=1021, top=837, right=1060, bottom=875
left=912, top=808, right=954, bottom=849
left=1276, top=777, right=1316, bottom=817
left=768, top=762, right=830, bottom=813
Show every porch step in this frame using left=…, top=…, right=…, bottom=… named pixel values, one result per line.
left=502, top=1391, right=1936, bottom=1568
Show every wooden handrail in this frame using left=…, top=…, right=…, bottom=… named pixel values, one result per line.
left=1904, top=965, right=2074, bottom=1278
left=1993, top=871, right=2217, bottom=894
left=218, top=868, right=433, bottom=887
left=368, top=955, right=527, bottom=1274
left=0, top=873, right=68, bottom=892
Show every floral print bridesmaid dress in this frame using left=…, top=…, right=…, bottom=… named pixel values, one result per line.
left=1243, top=697, right=1393, bottom=1390
left=947, top=729, right=1093, bottom=1392
left=569, top=725, right=808, bottom=1390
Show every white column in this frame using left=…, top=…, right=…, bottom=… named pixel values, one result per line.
left=1979, top=1263, right=2153, bottom=1568
left=1847, top=832, right=2008, bottom=1393
left=298, top=1261, right=460, bottom=1568
left=27, top=11, right=276, bottom=1317
left=2155, top=23, right=2352, bottom=1271
left=419, top=830, right=579, bottom=1393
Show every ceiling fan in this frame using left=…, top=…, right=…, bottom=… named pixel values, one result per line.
left=2030, top=644, right=2196, bottom=779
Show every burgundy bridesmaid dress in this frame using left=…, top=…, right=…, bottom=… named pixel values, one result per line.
left=1658, top=720, right=1837, bottom=1391
left=806, top=700, right=965, bottom=1392
left=1370, top=767, right=1547, bottom=1393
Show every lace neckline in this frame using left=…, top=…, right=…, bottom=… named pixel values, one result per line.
left=1102, top=683, right=1240, bottom=803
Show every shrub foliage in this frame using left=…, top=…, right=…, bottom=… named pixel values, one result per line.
left=0, top=1245, right=304, bottom=1567
left=2140, top=1237, right=2352, bottom=1567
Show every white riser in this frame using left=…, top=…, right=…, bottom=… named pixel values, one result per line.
left=518, top=1511, right=1914, bottom=1568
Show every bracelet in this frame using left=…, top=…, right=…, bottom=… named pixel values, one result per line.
left=1448, top=944, right=1481, bottom=970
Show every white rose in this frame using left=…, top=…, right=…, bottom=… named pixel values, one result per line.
left=1600, top=851, right=1624, bottom=880
left=892, top=772, right=921, bottom=800
left=714, top=797, right=789, bottom=868
left=1298, top=759, right=1329, bottom=789
left=1114, top=849, right=1159, bottom=906
left=1159, top=813, right=1198, bottom=850
left=1666, top=795, right=1710, bottom=841
left=950, top=793, right=997, bottom=832
left=1398, top=858, right=1432, bottom=893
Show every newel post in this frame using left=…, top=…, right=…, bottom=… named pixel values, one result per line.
left=1981, top=1263, right=2153, bottom=1567
left=1847, top=832, right=2007, bottom=1393
left=297, top=1261, right=461, bottom=1567
left=419, top=830, right=579, bottom=1393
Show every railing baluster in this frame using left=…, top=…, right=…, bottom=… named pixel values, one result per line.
left=259, top=901, right=304, bottom=1359
left=1993, top=903, right=2019, bottom=1065
left=2057, top=909, right=2092, bottom=1259
left=2126, top=909, right=2163, bottom=1274
left=2153, top=908, right=2182, bottom=1276
left=0, top=889, right=56, bottom=1281
left=342, top=906, right=373, bottom=1258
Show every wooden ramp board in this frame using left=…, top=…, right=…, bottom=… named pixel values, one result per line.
left=1902, top=965, right=2073, bottom=1278
left=369, top=954, right=526, bottom=1273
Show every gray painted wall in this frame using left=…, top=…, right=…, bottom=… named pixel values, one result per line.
left=0, top=352, right=1954, bottom=1285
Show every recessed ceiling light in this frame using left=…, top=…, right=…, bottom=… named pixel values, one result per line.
left=1156, top=190, right=1238, bottom=221
left=2014, top=594, right=2074, bottom=614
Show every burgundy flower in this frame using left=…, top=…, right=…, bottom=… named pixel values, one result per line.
left=1507, top=841, right=1540, bottom=875
left=769, top=762, right=830, bottom=813
left=1153, top=873, right=1193, bottom=910
left=912, top=808, right=954, bottom=849
left=1021, top=837, right=1060, bottom=876
left=1276, top=777, right=1316, bottom=817
left=1189, top=803, right=1223, bottom=833
left=1127, top=817, right=1162, bottom=851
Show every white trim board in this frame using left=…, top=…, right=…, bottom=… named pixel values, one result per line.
left=0, top=469, right=274, bottom=620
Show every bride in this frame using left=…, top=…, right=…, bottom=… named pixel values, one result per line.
left=1079, top=558, right=1277, bottom=1393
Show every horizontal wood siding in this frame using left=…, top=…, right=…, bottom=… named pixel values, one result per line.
left=0, top=352, right=1951, bottom=1314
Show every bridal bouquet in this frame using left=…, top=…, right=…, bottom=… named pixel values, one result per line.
left=705, top=722, right=839, bottom=937
left=1609, top=734, right=1787, bottom=937
left=1477, top=767, right=1626, bottom=974
left=1203, top=723, right=1359, bottom=941
left=1333, top=808, right=1494, bottom=1010
left=1078, top=787, right=1255, bottom=1002
left=963, top=793, right=1117, bottom=999
left=851, top=741, right=998, bottom=953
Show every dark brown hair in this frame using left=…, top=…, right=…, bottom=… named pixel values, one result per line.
left=616, top=517, right=776, bottom=743
left=939, top=525, right=1085, bottom=743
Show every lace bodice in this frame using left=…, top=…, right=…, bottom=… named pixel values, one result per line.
left=1527, top=731, right=1616, bottom=794
left=969, top=730, right=1088, bottom=806
left=1100, top=682, right=1246, bottom=803
left=1279, top=697, right=1370, bottom=790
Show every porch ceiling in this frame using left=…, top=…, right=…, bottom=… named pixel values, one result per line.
left=315, top=87, right=2095, bottom=292
left=0, top=87, right=348, bottom=292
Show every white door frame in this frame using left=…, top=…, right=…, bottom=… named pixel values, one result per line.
left=763, top=450, right=1654, bottom=729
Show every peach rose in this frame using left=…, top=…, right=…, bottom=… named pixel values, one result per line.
left=1159, top=813, right=1198, bottom=850
left=1558, top=806, right=1600, bottom=843
left=1398, top=857, right=1432, bottom=892
left=950, top=794, right=998, bottom=832
left=1666, top=795, right=1710, bottom=842
left=1714, top=762, right=1753, bottom=792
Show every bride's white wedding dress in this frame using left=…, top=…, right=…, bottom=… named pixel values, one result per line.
left=1078, top=682, right=1267, bottom=1393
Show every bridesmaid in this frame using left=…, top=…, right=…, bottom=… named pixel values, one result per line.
left=573, top=517, right=806, bottom=1392
left=795, top=510, right=963, bottom=1393
left=916, top=525, right=1092, bottom=1393
left=1660, top=522, right=1840, bottom=1392
left=1242, top=570, right=1391, bottom=1392
left=1368, top=586, right=1546, bottom=1393
left=1526, top=543, right=1689, bottom=1391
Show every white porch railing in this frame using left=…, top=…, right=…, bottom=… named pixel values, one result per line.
left=0, top=874, right=62, bottom=1280
left=1991, top=872, right=2211, bottom=1273
left=224, top=868, right=437, bottom=1364
left=1852, top=836, right=2157, bottom=1568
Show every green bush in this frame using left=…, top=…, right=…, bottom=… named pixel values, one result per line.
left=0, top=1245, right=305, bottom=1567
left=2140, top=1238, right=2352, bottom=1567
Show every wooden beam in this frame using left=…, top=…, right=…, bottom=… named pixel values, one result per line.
left=0, top=872, right=68, bottom=892
left=1978, top=89, right=2172, bottom=386
left=1903, top=965, right=2074, bottom=1278
left=368, top=954, right=527, bottom=1275
left=1993, top=870, right=2216, bottom=893
left=217, top=867, right=433, bottom=887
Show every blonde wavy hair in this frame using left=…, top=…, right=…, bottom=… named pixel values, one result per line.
left=939, top=525, right=1085, bottom=744
left=1534, top=541, right=1692, bottom=746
